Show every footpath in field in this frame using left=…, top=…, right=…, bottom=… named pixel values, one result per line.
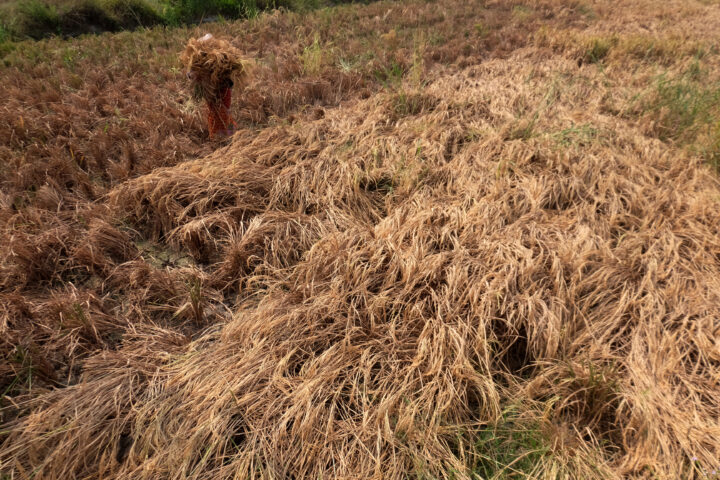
left=2, top=0, right=720, bottom=479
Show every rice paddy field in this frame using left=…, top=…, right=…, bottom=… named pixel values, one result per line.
left=2, top=0, right=720, bottom=478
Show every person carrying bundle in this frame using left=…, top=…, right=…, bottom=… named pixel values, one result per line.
left=181, top=34, right=249, bottom=138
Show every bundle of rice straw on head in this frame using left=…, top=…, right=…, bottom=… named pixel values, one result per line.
left=181, top=34, right=249, bottom=138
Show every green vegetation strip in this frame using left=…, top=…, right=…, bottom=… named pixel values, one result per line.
left=0, top=0, right=360, bottom=40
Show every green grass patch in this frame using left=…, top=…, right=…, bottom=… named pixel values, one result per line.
left=616, top=34, right=700, bottom=64
left=300, top=34, right=326, bottom=75
left=631, top=59, right=720, bottom=170
left=511, top=5, right=532, bottom=23
left=8, top=0, right=164, bottom=39
left=391, top=92, right=436, bottom=117
left=474, top=22, right=489, bottom=38
left=641, top=62, right=720, bottom=169
left=583, top=36, right=615, bottom=64
left=647, top=70, right=720, bottom=142
left=2, top=345, right=35, bottom=398
left=16, top=0, right=61, bottom=38
left=507, top=115, right=538, bottom=140
left=373, top=60, right=406, bottom=87
left=160, top=0, right=264, bottom=25
left=551, top=123, right=600, bottom=147
left=471, top=408, right=550, bottom=479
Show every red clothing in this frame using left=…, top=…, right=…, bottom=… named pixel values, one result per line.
left=206, top=87, right=236, bottom=138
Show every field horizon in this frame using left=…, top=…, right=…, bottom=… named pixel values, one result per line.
left=2, top=0, right=720, bottom=478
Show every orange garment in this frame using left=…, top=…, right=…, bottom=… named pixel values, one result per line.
left=206, top=87, right=236, bottom=138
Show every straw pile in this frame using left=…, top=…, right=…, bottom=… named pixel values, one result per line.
left=180, top=34, right=248, bottom=102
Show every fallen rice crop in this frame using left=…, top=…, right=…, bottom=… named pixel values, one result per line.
left=2, top=0, right=720, bottom=478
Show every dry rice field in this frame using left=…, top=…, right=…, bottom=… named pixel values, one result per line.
left=2, top=0, right=720, bottom=478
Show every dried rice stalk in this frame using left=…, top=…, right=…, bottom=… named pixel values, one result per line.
left=180, top=34, right=249, bottom=102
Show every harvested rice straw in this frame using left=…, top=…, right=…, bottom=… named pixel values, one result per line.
left=181, top=34, right=249, bottom=137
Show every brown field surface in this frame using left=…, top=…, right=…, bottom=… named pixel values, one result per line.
left=2, top=0, right=720, bottom=478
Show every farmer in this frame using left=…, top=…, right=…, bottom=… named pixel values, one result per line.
left=181, top=34, right=248, bottom=138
